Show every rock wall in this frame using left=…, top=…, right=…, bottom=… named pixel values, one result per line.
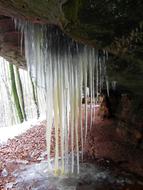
left=0, top=16, right=25, bottom=68
left=0, top=0, right=142, bottom=145
left=0, top=0, right=142, bottom=53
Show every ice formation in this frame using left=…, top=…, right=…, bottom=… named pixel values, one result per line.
left=14, top=19, right=109, bottom=174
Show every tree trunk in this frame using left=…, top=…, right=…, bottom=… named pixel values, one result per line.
left=9, top=64, right=24, bottom=123
left=15, top=67, right=27, bottom=120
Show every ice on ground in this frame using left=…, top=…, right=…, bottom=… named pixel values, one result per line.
left=0, top=116, right=45, bottom=145
left=10, top=161, right=140, bottom=190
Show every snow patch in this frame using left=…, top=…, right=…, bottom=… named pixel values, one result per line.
left=0, top=116, right=45, bottom=145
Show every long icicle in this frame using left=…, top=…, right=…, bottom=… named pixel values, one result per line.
left=14, top=18, right=110, bottom=175
left=83, top=47, right=88, bottom=142
left=89, top=49, right=93, bottom=130
left=74, top=62, right=80, bottom=174
left=78, top=54, right=83, bottom=161
left=53, top=58, right=60, bottom=175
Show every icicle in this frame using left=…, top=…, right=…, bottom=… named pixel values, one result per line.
left=99, top=54, right=102, bottom=94
left=45, top=55, right=53, bottom=170
left=63, top=54, right=70, bottom=173
left=14, top=18, right=110, bottom=175
left=83, top=47, right=88, bottom=142
left=105, top=50, right=110, bottom=97
left=96, top=53, right=99, bottom=102
left=78, top=54, right=83, bottom=161
left=89, top=49, right=93, bottom=130
left=69, top=65, right=74, bottom=173
left=74, top=61, right=80, bottom=174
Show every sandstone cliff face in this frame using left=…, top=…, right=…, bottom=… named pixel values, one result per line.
left=0, top=0, right=142, bottom=52
left=0, top=16, right=25, bottom=68
left=0, top=0, right=142, bottom=138
left=0, top=1, right=142, bottom=64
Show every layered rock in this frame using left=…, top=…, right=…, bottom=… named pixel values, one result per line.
left=0, top=0, right=142, bottom=149
left=0, top=16, right=25, bottom=68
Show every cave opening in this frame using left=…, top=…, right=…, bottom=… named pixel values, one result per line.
left=0, top=1, right=143, bottom=189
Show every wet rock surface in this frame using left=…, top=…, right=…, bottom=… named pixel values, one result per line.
left=77, top=159, right=143, bottom=190
left=7, top=160, right=143, bottom=190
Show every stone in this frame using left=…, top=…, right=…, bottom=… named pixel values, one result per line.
left=5, top=182, right=14, bottom=189
left=37, top=151, right=47, bottom=161
left=11, top=161, right=143, bottom=190
left=0, top=1, right=142, bottom=61
left=0, top=16, right=26, bottom=68
left=0, top=3, right=142, bottom=112
left=1, top=168, right=8, bottom=177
